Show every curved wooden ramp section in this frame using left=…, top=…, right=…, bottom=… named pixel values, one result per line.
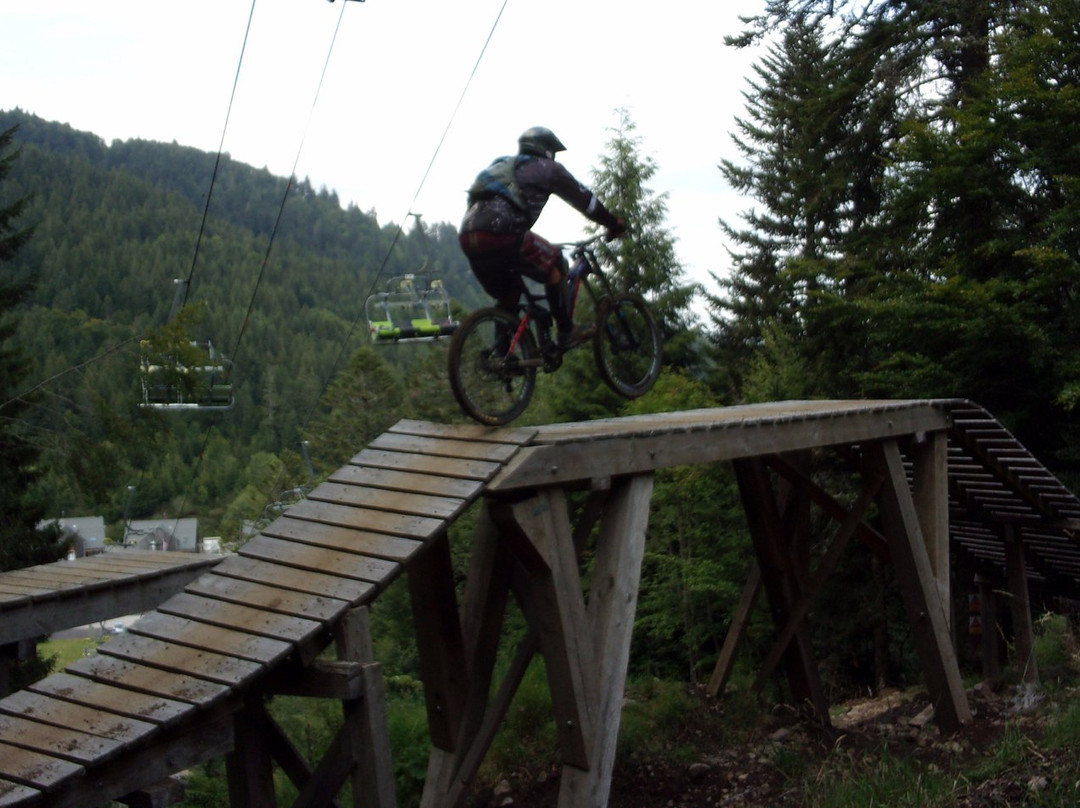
left=0, top=420, right=535, bottom=807
left=0, top=400, right=1078, bottom=808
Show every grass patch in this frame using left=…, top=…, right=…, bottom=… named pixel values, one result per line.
left=805, top=746, right=956, bottom=808
left=968, top=721, right=1033, bottom=781
left=38, top=636, right=97, bottom=670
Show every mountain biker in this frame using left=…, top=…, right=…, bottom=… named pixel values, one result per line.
left=459, top=126, right=626, bottom=347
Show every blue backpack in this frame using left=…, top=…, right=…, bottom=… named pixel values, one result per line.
left=468, top=155, right=530, bottom=211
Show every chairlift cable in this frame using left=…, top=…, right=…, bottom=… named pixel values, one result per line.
left=247, top=0, right=511, bottom=528
left=222, top=0, right=349, bottom=378
left=172, top=0, right=352, bottom=532
left=0, top=1, right=261, bottom=414
left=315, top=0, right=512, bottom=374
left=181, top=0, right=260, bottom=311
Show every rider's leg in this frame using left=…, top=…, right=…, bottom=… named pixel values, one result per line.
left=519, top=232, right=575, bottom=340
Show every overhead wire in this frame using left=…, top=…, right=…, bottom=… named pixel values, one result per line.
left=245, top=0, right=513, bottom=531
left=172, top=0, right=352, bottom=528
left=181, top=0, right=260, bottom=311
left=0, top=0, right=261, bottom=414
left=312, top=0, right=512, bottom=403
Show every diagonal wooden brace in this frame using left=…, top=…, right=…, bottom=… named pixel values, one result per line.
left=865, top=439, right=971, bottom=730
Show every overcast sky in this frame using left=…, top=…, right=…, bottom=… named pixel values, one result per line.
left=2, top=0, right=766, bottom=308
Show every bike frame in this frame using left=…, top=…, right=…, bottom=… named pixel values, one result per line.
left=502, top=237, right=614, bottom=369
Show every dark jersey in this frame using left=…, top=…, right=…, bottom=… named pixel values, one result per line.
left=461, top=155, right=618, bottom=236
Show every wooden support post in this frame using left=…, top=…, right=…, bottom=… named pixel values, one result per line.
left=753, top=471, right=883, bottom=691
left=707, top=560, right=761, bottom=698
left=866, top=440, right=971, bottom=731
left=559, top=473, right=654, bottom=808
left=226, top=696, right=277, bottom=808
left=977, top=575, right=1002, bottom=681
left=499, top=488, right=595, bottom=770
left=336, top=607, right=396, bottom=808
left=421, top=503, right=515, bottom=808
left=407, top=532, right=468, bottom=752
left=733, top=458, right=830, bottom=725
left=1004, top=526, right=1039, bottom=685
left=912, top=431, right=951, bottom=631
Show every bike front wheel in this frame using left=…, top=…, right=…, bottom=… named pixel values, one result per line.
left=448, top=308, right=538, bottom=426
left=593, top=292, right=662, bottom=398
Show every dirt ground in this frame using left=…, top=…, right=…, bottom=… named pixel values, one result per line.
left=467, top=681, right=1076, bottom=807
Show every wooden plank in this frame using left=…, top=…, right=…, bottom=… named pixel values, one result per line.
left=260, top=516, right=424, bottom=562
left=491, top=405, right=952, bottom=491
left=388, top=418, right=536, bottom=445
left=279, top=499, right=445, bottom=541
left=0, top=568, right=120, bottom=588
left=307, top=481, right=467, bottom=521
left=158, top=592, right=323, bottom=645
left=210, top=556, right=377, bottom=604
left=127, top=612, right=293, bottom=666
left=65, top=654, right=229, bottom=708
left=0, top=741, right=81, bottom=792
left=0, top=564, right=214, bottom=648
left=96, top=634, right=262, bottom=687
left=330, top=464, right=482, bottom=500
left=0, top=712, right=123, bottom=765
left=185, top=573, right=348, bottom=623
left=240, top=537, right=399, bottom=585
left=0, top=777, right=41, bottom=807
left=0, top=690, right=157, bottom=745
left=349, top=448, right=501, bottom=481
left=28, top=673, right=191, bottom=728
left=369, top=432, right=519, bottom=463
left=0, top=581, right=56, bottom=597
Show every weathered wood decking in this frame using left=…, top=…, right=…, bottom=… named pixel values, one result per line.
left=0, top=400, right=1077, bottom=808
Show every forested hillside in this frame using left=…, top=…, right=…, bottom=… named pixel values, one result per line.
left=0, top=108, right=487, bottom=537
left=8, top=1, right=1080, bottom=800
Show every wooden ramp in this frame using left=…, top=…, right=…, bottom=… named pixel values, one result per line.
left=0, top=401, right=1077, bottom=808
left=0, top=551, right=223, bottom=697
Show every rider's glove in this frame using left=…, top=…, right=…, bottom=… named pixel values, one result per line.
left=605, top=218, right=627, bottom=242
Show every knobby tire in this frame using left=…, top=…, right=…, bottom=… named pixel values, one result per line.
left=593, top=292, right=662, bottom=398
left=448, top=307, right=538, bottom=426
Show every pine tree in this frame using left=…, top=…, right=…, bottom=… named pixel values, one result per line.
left=710, top=18, right=905, bottom=396
left=0, top=123, right=61, bottom=571
left=590, top=109, right=699, bottom=368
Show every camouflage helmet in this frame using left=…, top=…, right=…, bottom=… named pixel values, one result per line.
left=518, top=126, right=566, bottom=158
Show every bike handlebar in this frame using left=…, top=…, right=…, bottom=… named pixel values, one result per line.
left=555, top=233, right=607, bottom=251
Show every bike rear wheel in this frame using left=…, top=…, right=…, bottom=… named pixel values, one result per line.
left=448, top=307, right=538, bottom=426
left=593, top=292, right=662, bottom=398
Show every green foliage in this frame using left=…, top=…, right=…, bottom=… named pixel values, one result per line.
left=617, top=678, right=702, bottom=765
left=590, top=109, right=701, bottom=369
left=0, top=108, right=482, bottom=538
left=805, top=745, right=956, bottom=808
left=386, top=693, right=431, bottom=805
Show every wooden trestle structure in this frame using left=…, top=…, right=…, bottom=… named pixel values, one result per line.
left=1, top=399, right=1079, bottom=808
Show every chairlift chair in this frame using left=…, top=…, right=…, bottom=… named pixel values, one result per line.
left=365, top=274, right=459, bottom=344
left=140, top=339, right=234, bottom=411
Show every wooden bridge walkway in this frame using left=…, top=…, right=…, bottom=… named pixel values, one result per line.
left=0, top=400, right=1077, bottom=808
